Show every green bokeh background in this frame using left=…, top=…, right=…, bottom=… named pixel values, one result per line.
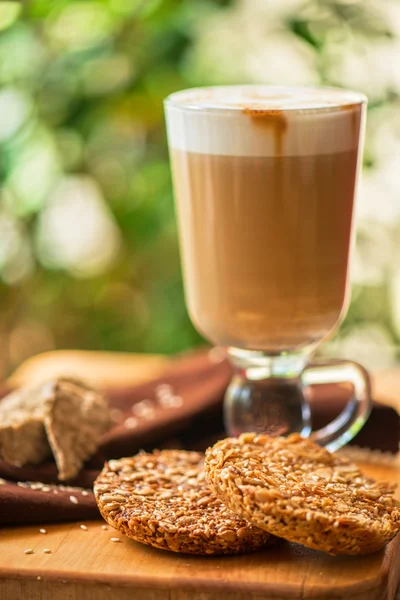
left=1, top=0, right=400, bottom=377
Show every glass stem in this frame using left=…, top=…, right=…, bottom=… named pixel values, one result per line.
left=224, top=347, right=313, bottom=438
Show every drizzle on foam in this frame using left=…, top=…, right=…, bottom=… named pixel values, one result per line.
left=164, top=85, right=366, bottom=157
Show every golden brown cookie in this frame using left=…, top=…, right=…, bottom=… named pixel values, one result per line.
left=94, top=450, right=273, bottom=555
left=205, top=433, right=400, bottom=555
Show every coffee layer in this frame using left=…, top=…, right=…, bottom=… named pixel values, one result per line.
left=170, top=149, right=359, bottom=351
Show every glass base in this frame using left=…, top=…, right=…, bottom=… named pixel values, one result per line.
left=223, top=346, right=372, bottom=452
left=225, top=374, right=312, bottom=438
left=224, top=348, right=312, bottom=438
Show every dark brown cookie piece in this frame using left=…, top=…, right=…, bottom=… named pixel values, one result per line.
left=94, top=450, right=273, bottom=555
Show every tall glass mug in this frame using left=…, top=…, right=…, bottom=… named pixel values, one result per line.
left=164, top=85, right=370, bottom=451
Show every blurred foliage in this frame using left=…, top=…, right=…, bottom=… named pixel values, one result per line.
left=1, top=0, right=400, bottom=376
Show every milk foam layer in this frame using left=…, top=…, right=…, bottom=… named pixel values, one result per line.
left=165, top=85, right=367, bottom=157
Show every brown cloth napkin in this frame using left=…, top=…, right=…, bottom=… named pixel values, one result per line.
left=0, top=351, right=398, bottom=525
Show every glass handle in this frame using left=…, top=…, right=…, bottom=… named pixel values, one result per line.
left=302, top=359, right=372, bottom=452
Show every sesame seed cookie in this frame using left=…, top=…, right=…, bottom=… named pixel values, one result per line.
left=94, top=450, right=273, bottom=555
left=205, top=433, right=400, bottom=555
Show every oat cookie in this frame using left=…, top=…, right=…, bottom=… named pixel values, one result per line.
left=205, top=433, right=400, bottom=555
left=94, top=450, right=273, bottom=555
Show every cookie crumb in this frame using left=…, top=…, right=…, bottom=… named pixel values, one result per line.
left=155, top=384, right=174, bottom=396
left=132, top=399, right=155, bottom=419
left=158, top=395, right=183, bottom=408
left=110, top=408, right=124, bottom=423
left=124, top=417, right=138, bottom=429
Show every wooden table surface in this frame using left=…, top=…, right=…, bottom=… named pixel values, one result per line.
left=1, top=352, right=400, bottom=600
left=1, top=515, right=400, bottom=600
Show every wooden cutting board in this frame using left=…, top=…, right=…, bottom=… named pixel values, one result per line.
left=1, top=352, right=400, bottom=600
left=0, top=461, right=399, bottom=600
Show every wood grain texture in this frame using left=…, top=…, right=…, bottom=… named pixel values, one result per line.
left=7, top=350, right=169, bottom=389
left=0, top=516, right=400, bottom=600
left=1, top=355, right=400, bottom=600
left=0, top=458, right=399, bottom=600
